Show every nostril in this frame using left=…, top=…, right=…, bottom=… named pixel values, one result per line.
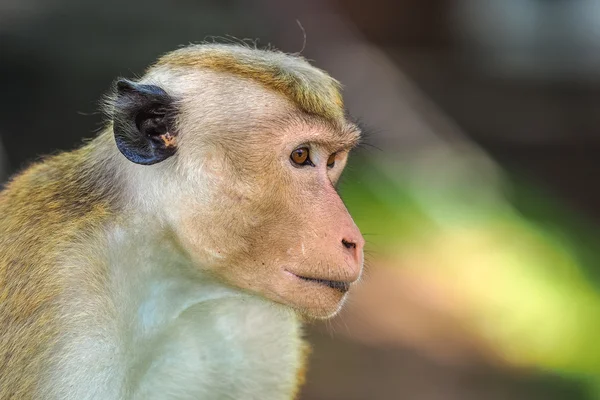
left=341, top=239, right=356, bottom=249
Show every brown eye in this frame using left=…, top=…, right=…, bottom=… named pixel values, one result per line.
left=327, top=153, right=336, bottom=168
left=291, top=147, right=311, bottom=166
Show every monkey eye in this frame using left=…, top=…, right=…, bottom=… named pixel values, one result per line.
left=327, top=153, right=336, bottom=168
left=290, top=147, right=313, bottom=166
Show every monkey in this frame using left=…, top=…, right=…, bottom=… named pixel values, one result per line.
left=0, top=43, right=364, bottom=400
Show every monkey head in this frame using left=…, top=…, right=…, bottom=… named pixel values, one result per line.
left=112, top=45, right=364, bottom=319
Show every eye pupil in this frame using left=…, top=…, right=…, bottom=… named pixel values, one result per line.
left=291, top=147, right=309, bottom=165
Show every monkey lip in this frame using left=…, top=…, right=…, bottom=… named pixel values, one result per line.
left=287, top=271, right=351, bottom=293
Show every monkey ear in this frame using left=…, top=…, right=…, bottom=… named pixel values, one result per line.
left=112, top=79, right=178, bottom=165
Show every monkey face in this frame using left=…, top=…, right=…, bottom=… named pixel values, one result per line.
left=113, top=65, right=364, bottom=319
left=172, top=118, right=364, bottom=319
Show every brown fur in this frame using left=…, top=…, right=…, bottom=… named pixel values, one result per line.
left=153, top=44, right=344, bottom=120
left=0, top=140, right=118, bottom=398
left=292, top=341, right=312, bottom=400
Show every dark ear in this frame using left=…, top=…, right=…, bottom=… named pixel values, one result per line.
left=113, top=79, right=178, bottom=165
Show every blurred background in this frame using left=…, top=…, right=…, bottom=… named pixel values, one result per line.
left=2, top=0, right=600, bottom=398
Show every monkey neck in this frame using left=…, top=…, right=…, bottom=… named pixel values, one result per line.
left=107, top=217, right=243, bottom=332
left=91, top=218, right=303, bottom=398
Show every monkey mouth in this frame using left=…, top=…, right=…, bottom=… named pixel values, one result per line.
left=292, top=273, right=351, bottom=293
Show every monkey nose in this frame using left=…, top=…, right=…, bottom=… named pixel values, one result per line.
left=341, top=233, right=365, bottom=276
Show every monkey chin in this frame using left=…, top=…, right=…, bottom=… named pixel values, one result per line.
left=298, top=299, right=346, bottom=321
left=272, top=270, right=353, bottom=320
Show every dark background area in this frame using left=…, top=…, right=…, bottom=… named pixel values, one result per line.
left=1, top=0, right=598, bottom=398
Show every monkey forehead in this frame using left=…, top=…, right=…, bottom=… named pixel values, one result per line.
left=148, top=44, right=344, bottom=121
left=143, top=68, right=302, bottom=134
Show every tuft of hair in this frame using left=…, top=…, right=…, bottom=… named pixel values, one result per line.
left=151, top=43, right=345, bottom=121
